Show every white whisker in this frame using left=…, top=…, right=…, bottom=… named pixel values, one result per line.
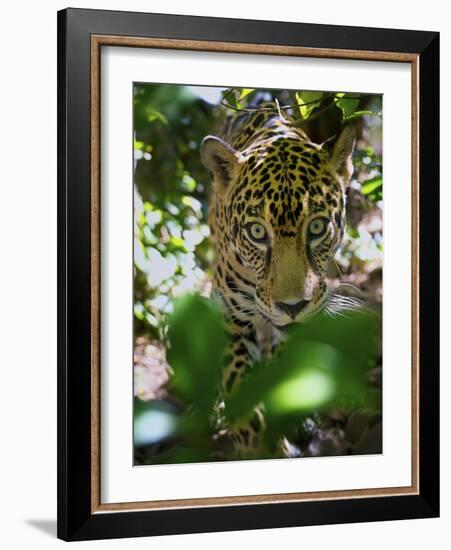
left=335, top=282, right=363, bottom=295
left=326, top=287, right=367, bottom=318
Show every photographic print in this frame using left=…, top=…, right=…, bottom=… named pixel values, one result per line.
left=58, top=9, right=439, bottom=540
left=133, top=84, right=383, bottom=465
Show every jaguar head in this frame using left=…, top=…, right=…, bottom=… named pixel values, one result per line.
left=202, top=125, right=355, bottom=327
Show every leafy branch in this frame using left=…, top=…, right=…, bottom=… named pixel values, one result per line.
left=220, top=88, right=381, bottom=123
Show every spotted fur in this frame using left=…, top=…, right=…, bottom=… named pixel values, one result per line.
left=201, top=104, right=355, bottom=457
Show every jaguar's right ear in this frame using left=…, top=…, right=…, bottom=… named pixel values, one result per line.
left=201, top=136, right=242, bottom=194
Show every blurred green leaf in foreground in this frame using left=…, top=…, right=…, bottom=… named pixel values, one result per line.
left=134, top=294, right=380, bottom=463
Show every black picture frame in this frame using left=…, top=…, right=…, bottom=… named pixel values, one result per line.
left=57, top=7, right=439, bottom=541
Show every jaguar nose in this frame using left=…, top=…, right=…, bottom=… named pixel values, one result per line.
left=275, top=300, right=310, bottom=318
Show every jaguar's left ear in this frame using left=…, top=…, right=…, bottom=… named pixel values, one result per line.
left=322, top=124, right=356, bottom=185
left=201, top=136, right=243, bottom=195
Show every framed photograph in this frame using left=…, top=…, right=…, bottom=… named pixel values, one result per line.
left=57, top=8, right=439, bottom=541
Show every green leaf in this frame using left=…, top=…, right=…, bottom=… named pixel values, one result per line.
left=362, top=176, right=383, bottom=196
left=239, top=88, right=254, bottom=101
left=146, top=107, right=168, bottom=125
left=296, top=91, right=324, bottom=120
left=225, top=310, right=378, bottom=426
left=167, top=295, right=228, bottom=415
left=266, top=368, right=336, bottom=413
left=345, top=110, right=381, bottom=121
left=181, top=172, right=197, bottom=192
left=134, top=303, right=145, bottom=320
left=144, top=310, right=159, bottom=328
left=236, top=88, right=255, bottom=108
left=222, top=89, right=238, bottom=108
left=336, top=94, right=360, bottom=119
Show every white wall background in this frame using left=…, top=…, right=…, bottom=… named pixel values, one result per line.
left=0, top=1, right=448, bottom=548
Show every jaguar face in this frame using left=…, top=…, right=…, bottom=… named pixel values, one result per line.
left=202, top=126, right=355, bottom=328
left=233, top=209, right=339, bottom=328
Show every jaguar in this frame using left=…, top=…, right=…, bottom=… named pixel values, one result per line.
left=201, top=103, right=355, bottom=458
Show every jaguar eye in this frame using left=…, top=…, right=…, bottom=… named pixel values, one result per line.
left=246, top=222, right=268, bottom=243
left=308, top=217, right=329, bottom=238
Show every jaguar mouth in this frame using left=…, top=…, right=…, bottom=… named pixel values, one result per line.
left=257, top=308, right=296, bottom=329
left=257, top=296, right=328, bottom=329
left=272, top=322, right=293, bottom=331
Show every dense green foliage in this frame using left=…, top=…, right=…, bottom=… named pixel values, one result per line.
left=133, top=84, right=383, bottom=463
left=134, top=295, right=379, bottom=463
